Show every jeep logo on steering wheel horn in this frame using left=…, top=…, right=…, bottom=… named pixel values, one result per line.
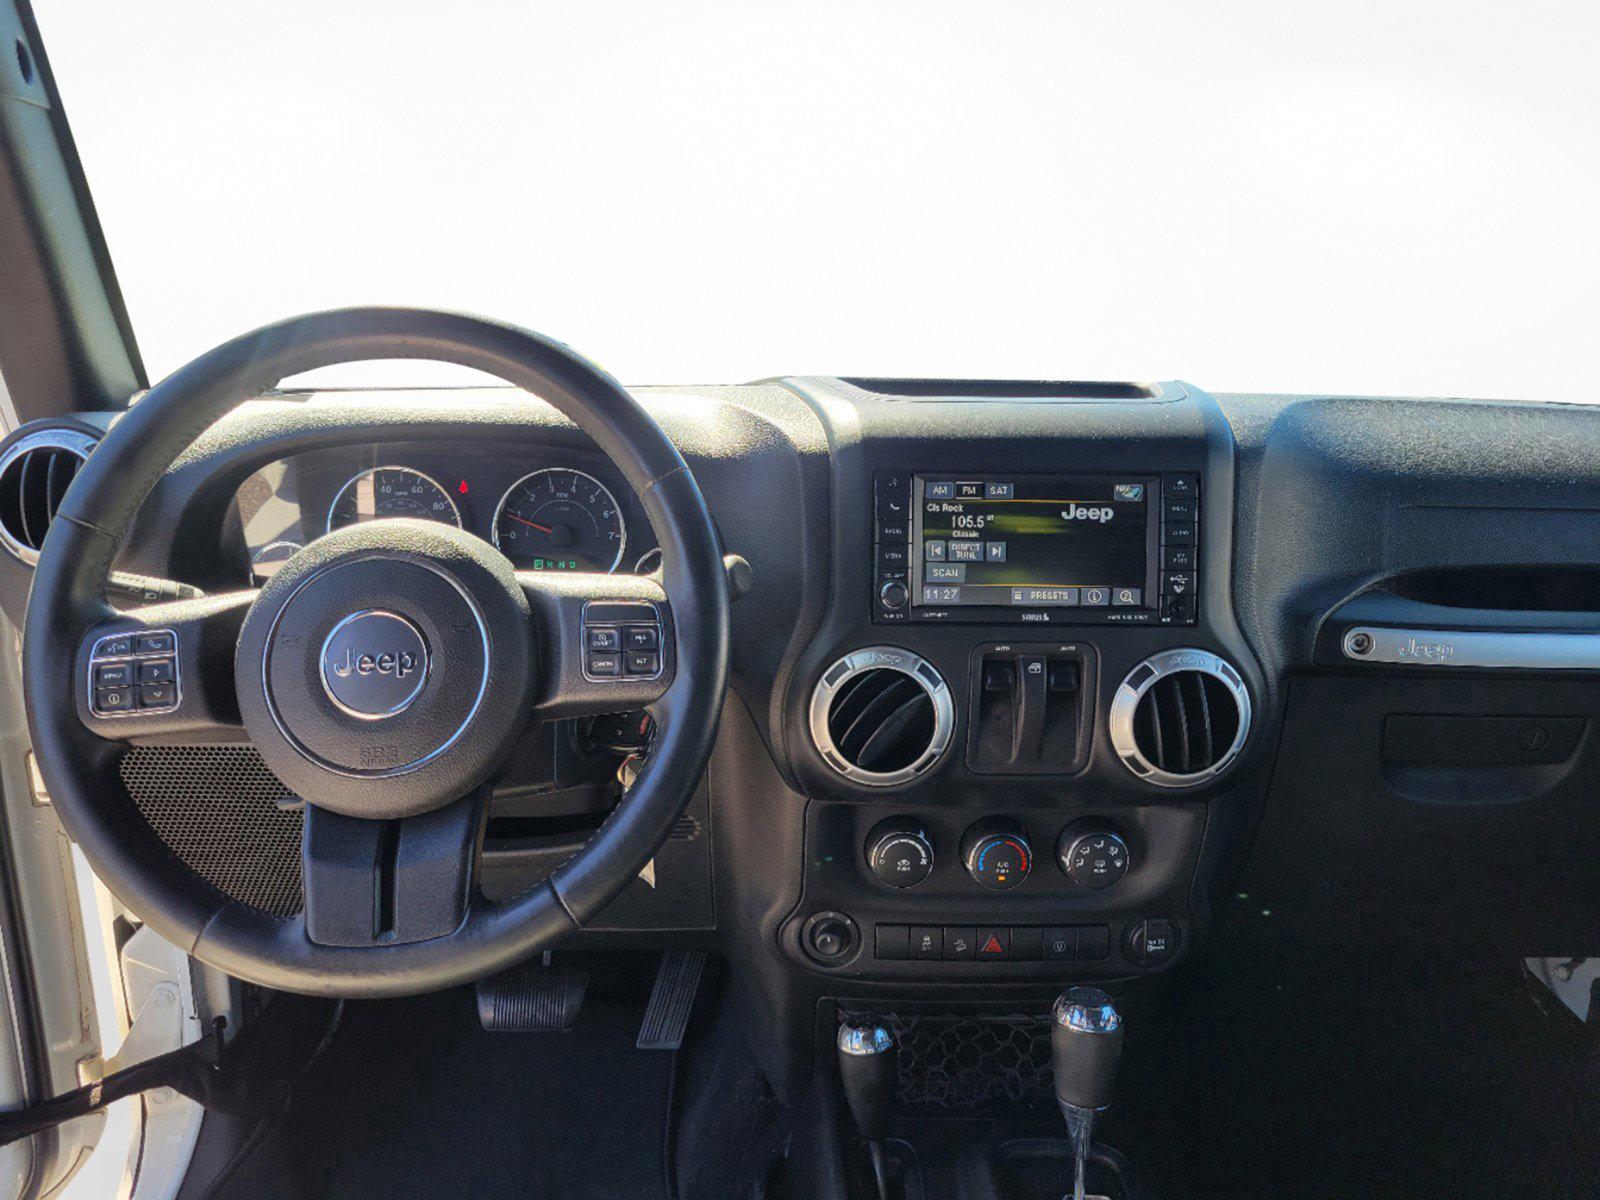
left=319, top=610, right=430, bottom=720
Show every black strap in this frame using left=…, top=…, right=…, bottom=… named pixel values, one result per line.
left=0, top=1018, right=284, bottom=1149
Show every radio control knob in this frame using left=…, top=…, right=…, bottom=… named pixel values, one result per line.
left=879, top=580, right=909, bottom=609
left=866, top=822, right=933, bottom=889
left=961, top=820, right=1032, bottom=891
left=1059, top=827, right=1130, bottom=891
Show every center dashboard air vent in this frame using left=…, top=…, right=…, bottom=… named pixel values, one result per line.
left=0, top=427, right=99, bottom=564
left=1109, top=648, right=1251, bottom=787
left=808, top=647, right=955, bottom=786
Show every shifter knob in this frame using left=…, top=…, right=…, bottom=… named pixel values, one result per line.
left=837, top=1023, right=897, bottom=1144
left=1051, top=987, right=1123, bottom=1112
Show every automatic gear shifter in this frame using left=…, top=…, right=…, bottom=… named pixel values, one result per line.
left=1051, top=988, right=1123, bottom=1200
left=837, top=1021, right=897, bottom=1200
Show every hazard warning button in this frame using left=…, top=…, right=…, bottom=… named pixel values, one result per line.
left=975, top=927, right=1010, bottom=961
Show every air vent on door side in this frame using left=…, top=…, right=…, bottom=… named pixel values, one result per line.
left=0, top=428, right=99, bottom=563
left=1109, top=649, right=1251, bottom=788
left=808, top=647, right=955, bottom=787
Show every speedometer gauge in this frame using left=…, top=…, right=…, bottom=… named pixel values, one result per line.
left=327, top=467, right=462, bottom=533
left=492, top=468, right=626, bottom=573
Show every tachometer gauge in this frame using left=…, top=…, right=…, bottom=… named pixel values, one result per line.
left=492, top=468, right=626, bottom=572
left=327, top=467, right=462, bottom=533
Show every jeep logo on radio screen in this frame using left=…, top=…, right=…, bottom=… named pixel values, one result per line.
left=320, top=609, right=430, bottom=719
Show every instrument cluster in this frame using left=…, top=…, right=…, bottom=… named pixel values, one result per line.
left=234, top=442, right=657, bottom=583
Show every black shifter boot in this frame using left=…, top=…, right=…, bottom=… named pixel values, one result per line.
left=838, top=1022, right=897, bottom=1200
left=1051, top=989, right=1124, bottom=1200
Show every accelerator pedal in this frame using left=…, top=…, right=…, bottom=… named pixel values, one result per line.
left=476, top=953, right=588, bottom=1033
left=637, top=948, right=708, bottom=1050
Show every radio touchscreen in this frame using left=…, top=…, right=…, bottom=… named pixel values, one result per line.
left=873, top=471, right=1198, bottom=625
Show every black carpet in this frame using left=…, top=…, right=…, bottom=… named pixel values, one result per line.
left=221, top=981, right=675, bottom=1200
left=1146, top=924, right=1600, bottom=1200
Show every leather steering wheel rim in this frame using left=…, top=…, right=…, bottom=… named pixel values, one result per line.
left=22, top=308, right=730, bottom=997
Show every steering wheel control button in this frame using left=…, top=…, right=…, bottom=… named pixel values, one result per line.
left=95, top=686, right=134, bottom=713
left=138, top=683, right=177, bottom=708
left=582, top=601, right=664, bottom=682
left=1125, top=918, right=1178, bottom=967
left=865, top=820, right=934, bottom=889
left=624, top=626, right=659, bottom=651
left=94, top=663, right=133, bottom=688
left=586, top=627, right=621, bottom=651
left=89, top=627, right=180, bottom=717
left=319, top=610, right=429, bottom=720
left=961, top=820, right=1033, bottom=891
left=1060, top=829, right=1130, bottom=891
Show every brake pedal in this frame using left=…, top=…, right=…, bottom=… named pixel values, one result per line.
left=476, top=955, right=588, bottom=1033
left=637, top=948, right=707, bottom=1050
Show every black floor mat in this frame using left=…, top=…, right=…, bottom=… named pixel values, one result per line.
left=1145, top=927, right=1600, bottom=1200
left=221, top=984, right=674, bottom=1200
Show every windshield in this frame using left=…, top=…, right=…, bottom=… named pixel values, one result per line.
left=36, top=2, right=1600, bottom=399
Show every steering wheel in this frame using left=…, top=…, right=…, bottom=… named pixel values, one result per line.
left=22, top=308, right=730, bottom=997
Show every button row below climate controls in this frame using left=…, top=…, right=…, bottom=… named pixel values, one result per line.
left=875, top=923, right=1109, bottom=962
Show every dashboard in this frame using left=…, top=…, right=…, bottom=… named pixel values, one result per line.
left=7, top=376, right=1600, bottom=1103
left=233, top=440, right=659, bottom=583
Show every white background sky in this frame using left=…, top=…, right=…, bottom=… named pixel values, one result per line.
left=36, top=1, right=1600, bottom=400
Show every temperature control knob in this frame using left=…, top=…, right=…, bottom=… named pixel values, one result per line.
left=1059, top=826, right=1130, bottom=891
left=961, top=820, right=1032, bottom=891
left=865, top=822, right=934, bottom=889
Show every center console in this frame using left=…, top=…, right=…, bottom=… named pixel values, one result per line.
left=776, top=378, right=1268, bottom=995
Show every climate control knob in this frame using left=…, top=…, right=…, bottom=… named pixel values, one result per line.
left=961, top=820, right=1032, bottom=891
left=865, top=822, right=934, bottom=889
left=1059, top=826, right=1130, bottom=891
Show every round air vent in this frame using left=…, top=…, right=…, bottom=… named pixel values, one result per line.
left=1109, top=648, right=1251, bottom=788
left=808, top=647, right=954, bottom=786
left=0, top=427, right=98, bottom=564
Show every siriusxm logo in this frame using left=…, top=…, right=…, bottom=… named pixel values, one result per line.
left=1062, top=503, right=1114, bottom=523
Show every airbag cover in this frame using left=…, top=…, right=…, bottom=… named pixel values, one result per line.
left=235, top=520, right=534, bottom=819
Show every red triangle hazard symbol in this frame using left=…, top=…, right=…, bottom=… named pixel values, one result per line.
left=980, top=935, right=1003, bottom=954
